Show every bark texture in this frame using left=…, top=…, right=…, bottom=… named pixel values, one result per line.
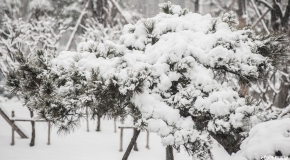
left=29, top=109, right=35, bottom=147
left=96, top=115, right=101, bottom=132
left=166, top=145, right=174, bottom=160
left=122, top=129, right=141, bottom=160
left=237, top=0, right=247, bottom=28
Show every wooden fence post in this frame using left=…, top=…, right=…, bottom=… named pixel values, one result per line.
left=133, top=129, right=138, bottom=151
left=86, top=106, right=89, bottom=132
left=11, top=111, right=15, bottom=146
left=119, top=128, right=123, bottom=152
left=47, top=121, right=51, bottom=145
left=11, top=120, right=15, bottom=146
left=0, top=109, right=28, bottom=138
left=11, top=111, right=15, bottom=118
left=146, top=130, right=150, bottom=149
left=114, top=118, right=117, bottom=133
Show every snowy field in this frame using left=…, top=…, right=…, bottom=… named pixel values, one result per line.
left=0, top=98, right=231, bottom=160
left=1, top=96, right=289, bottom=160
left=0, top=98, right=217, bottom=160
left=1, top=100, right=289, bottom=160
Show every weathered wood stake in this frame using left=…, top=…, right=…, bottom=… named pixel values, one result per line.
left=146, top=130, right=150, bottom=149
left=47, top=121, right=51, bottom=145
left=166, top=145, right=174, bottom=160
left=11, top=120, right=15, bottom=146
left=96, top=115, right=101, bottom=131
left=86, top=106, right=89, bottom=132
left=114, top=118, right=117, bottom=133
left=119, top=128, right=123, bottom=152
left=0, top=109, right=28, bottom=138
left=11, top=111, right=15, bottom=146
left=29, top=109, right=35, bottom=147
left=9, top=110, right=49, bottom=146
left=122, top=129, right=141, bottom=160
left=133, top=129, right=138, bottom=151
left=11, top=111, right=15, bottom=118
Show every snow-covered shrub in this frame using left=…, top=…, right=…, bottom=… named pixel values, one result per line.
left=0, top=14, right=69, bottom=146
left=0, top=15, right=68, bottom=72
left=51, top=2, right=283, bottom=157
left=1, top=2, right=288, bottom=159
left=236, top=118, right=290, bottom=160
left=0, top=15, right=68, bottom=116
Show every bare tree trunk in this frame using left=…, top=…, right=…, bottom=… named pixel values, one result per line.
left=281, top=0, right=290, bottom=29
left=166, top=145, right=174, bottom=160
left=250, top=0, right=270, bottom=34
left=133, top=128, right=138, bottom=151
left=133, top=141, right=138, bottom=151
left=29, top=109, right=35, bottom=147
left=21, top=0, right=30, bottom=20
left=96, top=115, right=101, bottom=132
left=237, top=0, right=247, bottom=28
left=271, top=0, right=283, bottom=31
left=114, top=117, right=117, bottom=133
left=110, top=0, right=132, bottom=24
left=86, top=106, right=90, bottom=132
left=146, top=130, right=150, bottom=149
left=30, top=123, right=35, bottom=146
left=238, top=80, right=249, bottom=97
left=143, top=0, right=148, bottom=17
left=122, top=129, right=141, bottom=160
left=194, top=0, right=199, bottom=13
left=119, top=128, right=123, bottom=151
left=97, top=0, right=105, bottom=24
left=47, top=121, right=51, bottom=145
left=179, top=0, right=185, bottom=8
left=276, top=68, right=289, bottom=108
left=65, top=0, right=90, bottom=51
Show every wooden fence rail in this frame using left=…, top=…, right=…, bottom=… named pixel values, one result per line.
left=118, top=126, right=150, bottom=152
left=10, top=111, right=51, bottom=146
left=0, top=109, right=28, bottom=138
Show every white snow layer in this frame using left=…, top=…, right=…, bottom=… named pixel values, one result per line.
left=237, top=118, right=290, bottom=160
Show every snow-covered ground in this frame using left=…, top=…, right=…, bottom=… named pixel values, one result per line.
left=2, top=99, right=289, bottom=160
left=0, top=98, right=202, bottom=160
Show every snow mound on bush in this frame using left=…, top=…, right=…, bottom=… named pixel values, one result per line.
left=51, top=4, right=271, bottom=156
left=237, top=118, right=290, bottom=160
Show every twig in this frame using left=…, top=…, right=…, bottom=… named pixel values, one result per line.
left=250, top=0, right=270, bottom=34
left=256, top=0, right=274, bottom=10
left=228, top=0, right=237, bottom=11
left=65, top=0, right=90, bottom=51
left=251, top=9, right=271, bottom=29
left=110, top=0, right=132, bottom=24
